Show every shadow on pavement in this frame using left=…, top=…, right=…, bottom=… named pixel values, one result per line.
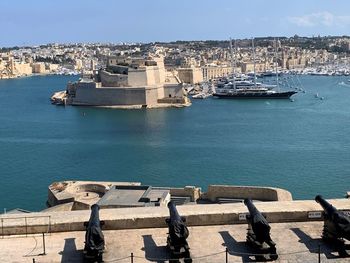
left=290, top=227, right=346, bottom=259
left=59, top=238, right=83, bottom=263
left=219, top=230, right=256, bottom=262
left=142, top=234, right=169, bottom=263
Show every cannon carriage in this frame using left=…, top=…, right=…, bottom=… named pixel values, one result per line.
left=244, top=198, right=278, bottom=260
left=83, top=204, right=105, bottom=262
left=315, top=195, right=350, bottom=257
left=165, top=201, right=192, bottom=263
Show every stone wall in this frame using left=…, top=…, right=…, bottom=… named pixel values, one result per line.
left=144, top=86, right=160, bottom=106
left=163, top=84, right=184, bottom=98
left=100, top=70, right=128, bottom=87
left=204, top=185, right=293, bottom=202
left=169, top=186, right=202, bottom=202
left=145, top=66, right=160, bottom=85
left=128, top=66, right=162, bottom=87
left=154, top=57, right=166, bottom=83
left=128, top=68, right=148, bottom=86
left=178, top=68, right=203, bottom=84
left=73, top=86, right=147, bottom=106
left=1, top=199, right=350, bottom=235
left=31, top=62, right=46, bottom=73
left=15, top=63, right=32, bottom=75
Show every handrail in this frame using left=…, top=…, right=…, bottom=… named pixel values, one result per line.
left=0, top=215, right=51, bottom=238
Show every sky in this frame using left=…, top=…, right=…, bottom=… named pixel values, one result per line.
left=0, top=0, right=349, bottom=47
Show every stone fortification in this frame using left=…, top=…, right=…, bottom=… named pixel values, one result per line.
left=47, top=181, right=293, bottom=211
left=204, top=185, right=293, bottom=202
left=1, top=199, right=350, bottom=235
left=51, top=55, right=190, bottom=108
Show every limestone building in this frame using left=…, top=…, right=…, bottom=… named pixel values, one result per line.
left=0, top=55, right=32, bottom=79
left=52, top=55, right=190, bottom=108
left=177, top=67, right=203, bottom=84
left=31, top=62, right=46, bottom=73
left=201, top=65, right=237, bottom=81
left=241, top=62, right=266, bottom=73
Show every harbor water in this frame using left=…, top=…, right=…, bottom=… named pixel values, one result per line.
left=0, top=75, right=350, bottom=211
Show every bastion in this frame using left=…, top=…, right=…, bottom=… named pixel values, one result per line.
left=51, top=55, right=191, bottom=108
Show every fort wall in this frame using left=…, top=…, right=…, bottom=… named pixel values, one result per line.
left=204, top=185, right=293, bottom=202
left=1, top=199, right=349, bottom=235
left=73, top=86, right=148, bottom=106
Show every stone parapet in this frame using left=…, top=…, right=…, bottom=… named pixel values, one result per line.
left=1, top=199, right=349, bottom=236
left=169, top=186, right=201, bottom=202
left=204, top=185, right=293, bottom=202
left=48, top=181, right=141, bottom=208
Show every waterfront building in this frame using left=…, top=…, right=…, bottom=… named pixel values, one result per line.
left=47, top=63, right=59, bottom=72
left=14, top=62, right=32, bottom=75
left=52, top=55, right=190, bottom=108
left=177, top=67, right=203, bottom=84
left=0, top=56, right=32, bottom=78
left=241, top=61, right=266, bottom=73
left=1, top=37, right=349, bottom=80
left=201, top=65, right=238, bottom=81
left=31, top=62, right=46, bottom=74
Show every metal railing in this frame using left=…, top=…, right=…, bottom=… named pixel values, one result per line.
left=0, top=215, right=51, bottom=238
left=101, top=247, right=320, bottom=263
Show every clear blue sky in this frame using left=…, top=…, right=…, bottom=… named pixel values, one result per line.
left=0, top=0, right=349, bottom=47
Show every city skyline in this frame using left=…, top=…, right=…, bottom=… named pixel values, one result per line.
left=1, top=0, right=350, bottom=47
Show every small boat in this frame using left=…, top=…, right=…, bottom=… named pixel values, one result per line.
left=192, top=93, right=211, bottom=99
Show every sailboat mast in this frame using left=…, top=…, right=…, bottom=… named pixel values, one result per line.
left=252, top=38, right=257, bottom=87
left=274, top=38, right=280, bottom=92
left=229, top=38, right=236, bottom=89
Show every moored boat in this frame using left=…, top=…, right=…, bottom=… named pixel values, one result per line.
left=214, top=38, right=297, bottom=100
left=213, top=88, right=297, bottom=99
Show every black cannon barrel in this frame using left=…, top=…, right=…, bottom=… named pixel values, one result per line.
left=315, top=195, right=337, bottom=215
left=244, top=198, right=269, bottom=226
left=166, top=201, right=189, bottom=241
left=244, top=198, right=272, bottom=243
left=85, top=204, right=105, bottom=253
left=168, top=201, right=182, bottom=222
left=88, top=204, right=101, bottom=227
left=244, top=198, right=260, bottom=217
left=315, top=195, right=350, bottom=241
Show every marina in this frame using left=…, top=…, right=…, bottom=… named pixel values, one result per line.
left=212, top=39, right=298, bottom=100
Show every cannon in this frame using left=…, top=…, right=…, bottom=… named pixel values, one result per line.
left=83, top=204, right=105, bottom=262
left=315, top=195, right=350, bottom=256
left=166, top=201, right=191, bottom=262
left=244, top=198, right=278, bottom=260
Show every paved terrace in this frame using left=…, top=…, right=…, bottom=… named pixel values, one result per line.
left=1, top=222, right=350, bottom=262
left=0, top=199, right=350, bottom=262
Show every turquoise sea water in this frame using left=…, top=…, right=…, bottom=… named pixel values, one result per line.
left=0, top=75, right=350, bottom=211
